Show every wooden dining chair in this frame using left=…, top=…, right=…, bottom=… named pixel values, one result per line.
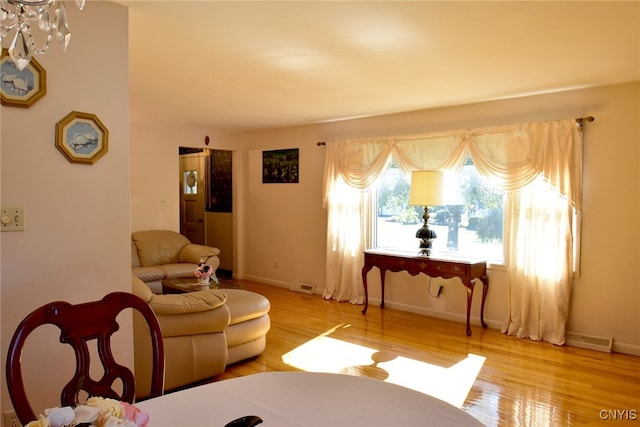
left=5, top=292, right=165, bottom=425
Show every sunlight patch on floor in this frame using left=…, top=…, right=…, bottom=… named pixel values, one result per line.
left=281, top=324, right=485, bottom=408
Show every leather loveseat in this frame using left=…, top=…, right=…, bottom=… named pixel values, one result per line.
left=132, top=276, right=271, bottom=399
left=131, top=230, right=220, bottom=294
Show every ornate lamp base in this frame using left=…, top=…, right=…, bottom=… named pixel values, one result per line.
left=416, top=205, right=437, bottom=257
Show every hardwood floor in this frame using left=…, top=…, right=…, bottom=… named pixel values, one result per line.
left=215, top=280, right=640, bottom=426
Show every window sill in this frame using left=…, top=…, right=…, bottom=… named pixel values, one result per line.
left=487, top=262, right=506, bottom=272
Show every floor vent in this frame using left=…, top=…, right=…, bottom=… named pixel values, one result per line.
left=289, top=282, right=315, bottom=295
left=566, top=331, right=613, bottom=353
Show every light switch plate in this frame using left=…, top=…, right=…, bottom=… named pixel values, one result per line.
left=1, top=207, right=25, bottom=231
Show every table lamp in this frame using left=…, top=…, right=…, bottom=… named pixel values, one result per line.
left=408, top=170, right=444, bottom=256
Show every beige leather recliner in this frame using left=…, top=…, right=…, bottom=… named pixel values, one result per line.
left=132, top=276, right=230, bottom=398
left=132, top=276, right=271, bottom=399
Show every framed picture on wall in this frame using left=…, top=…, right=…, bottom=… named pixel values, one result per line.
left=262, top=148, right=299, bottom=183
left=0, top=48, right=47, bottom=108
left=55, top=111, right=109, bottom=165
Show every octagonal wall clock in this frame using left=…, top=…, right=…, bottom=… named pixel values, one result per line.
left=0, top=48, right=47, bottom=108
left=55, top=111, right=109, bottom=165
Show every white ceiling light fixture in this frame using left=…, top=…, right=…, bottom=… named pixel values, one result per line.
left=0, top=0, right=85, bottom=70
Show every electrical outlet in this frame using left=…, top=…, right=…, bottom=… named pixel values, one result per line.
left=3, top=410, right=22, bottom=427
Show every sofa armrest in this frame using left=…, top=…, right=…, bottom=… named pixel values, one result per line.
left=178, top=243, right=221, bottom=265
left=147, top=291, right=226, bottom=315
left=133, top=274, right=227, bottom=316
left=132, top=275, right=154, bottom=300
left=156, top=303, right=230, bottom=337
left=152, top=291, right=230, bottom=337
left=132, top=276, right=230, bottom=336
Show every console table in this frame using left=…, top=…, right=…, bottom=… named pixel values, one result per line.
left=361, top=249, right=489, bottom=336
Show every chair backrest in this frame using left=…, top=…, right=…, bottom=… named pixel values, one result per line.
left=6, top=292, right=165, bottom=425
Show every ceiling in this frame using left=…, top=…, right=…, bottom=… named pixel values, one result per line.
left=123, top=1, right=640, bottom=131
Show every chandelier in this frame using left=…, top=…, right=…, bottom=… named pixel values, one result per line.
left=0, top=0, right=85, bottom=70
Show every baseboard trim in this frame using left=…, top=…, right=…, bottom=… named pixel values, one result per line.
left=611, top=342, right=640, bottom=356
left=239, top=275, right=640, bottom=356
left=374, top=298, right=503, bottom=330
left=242, top=275, right=295, bottom=290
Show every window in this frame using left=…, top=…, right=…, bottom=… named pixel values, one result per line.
left=184, top=170, right=198, bottom=194
left=375, top=157, right=505, bottom=263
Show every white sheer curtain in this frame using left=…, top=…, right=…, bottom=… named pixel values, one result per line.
left=323, top=176, right=369, bottom=304
left=503, top=178, right=576, bottom=344
left=322, top=120, right=582, bottom=344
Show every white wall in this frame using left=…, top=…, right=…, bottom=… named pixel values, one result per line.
left=0, top=2, right=130, bottom=414
left=130, top=122, right=247, bottom=274
left=2, top=2, right=633, bottom=421
left=245, top=82, right=640, bottom=354
left=131, top=82, right=640, bottom=355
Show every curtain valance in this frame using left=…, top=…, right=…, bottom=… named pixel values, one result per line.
left=323, top=119, right=582, bottom=211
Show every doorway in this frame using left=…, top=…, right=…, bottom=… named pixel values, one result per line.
left=179, top=149, right=207, bottom=244
left=179, top=148, right=233, bottom=277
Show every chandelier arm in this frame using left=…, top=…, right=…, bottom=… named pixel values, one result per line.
left=7, top=0, right=49, bottom=6
left=1, top=0, right=81, bottom=69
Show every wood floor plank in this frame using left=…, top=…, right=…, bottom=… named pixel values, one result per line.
left=213, top=280, right=640, bottom=426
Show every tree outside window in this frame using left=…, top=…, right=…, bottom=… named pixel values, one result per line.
left=375, top=157, right=504, bottom=262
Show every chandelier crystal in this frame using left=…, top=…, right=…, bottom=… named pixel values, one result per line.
left=1, top=0, right=85, bottom=70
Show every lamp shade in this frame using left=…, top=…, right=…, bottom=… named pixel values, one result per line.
left=408, top=171, right=444, bottom=206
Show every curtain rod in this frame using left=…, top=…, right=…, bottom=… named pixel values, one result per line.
left=575, top=116, right=595, bottom=129
left=316, top=116, right=595, bottom=146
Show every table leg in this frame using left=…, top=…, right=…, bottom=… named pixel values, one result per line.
left=361, top=266, right=371, bottom=314
left=464, top=279, right=475, bottom=336
left=479, top=275, right=489, bottom=329
left=380, top=269, right=386, bottom=309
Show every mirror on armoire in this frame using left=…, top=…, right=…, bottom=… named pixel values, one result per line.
left=179, top=147, right=233, bottom=279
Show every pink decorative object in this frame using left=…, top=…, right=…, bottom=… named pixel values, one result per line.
left=24, top=398, right=150, bottom=427
left=122, top=402, right=150, bottom=427
left=194, top=258, right=218, bottom=284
